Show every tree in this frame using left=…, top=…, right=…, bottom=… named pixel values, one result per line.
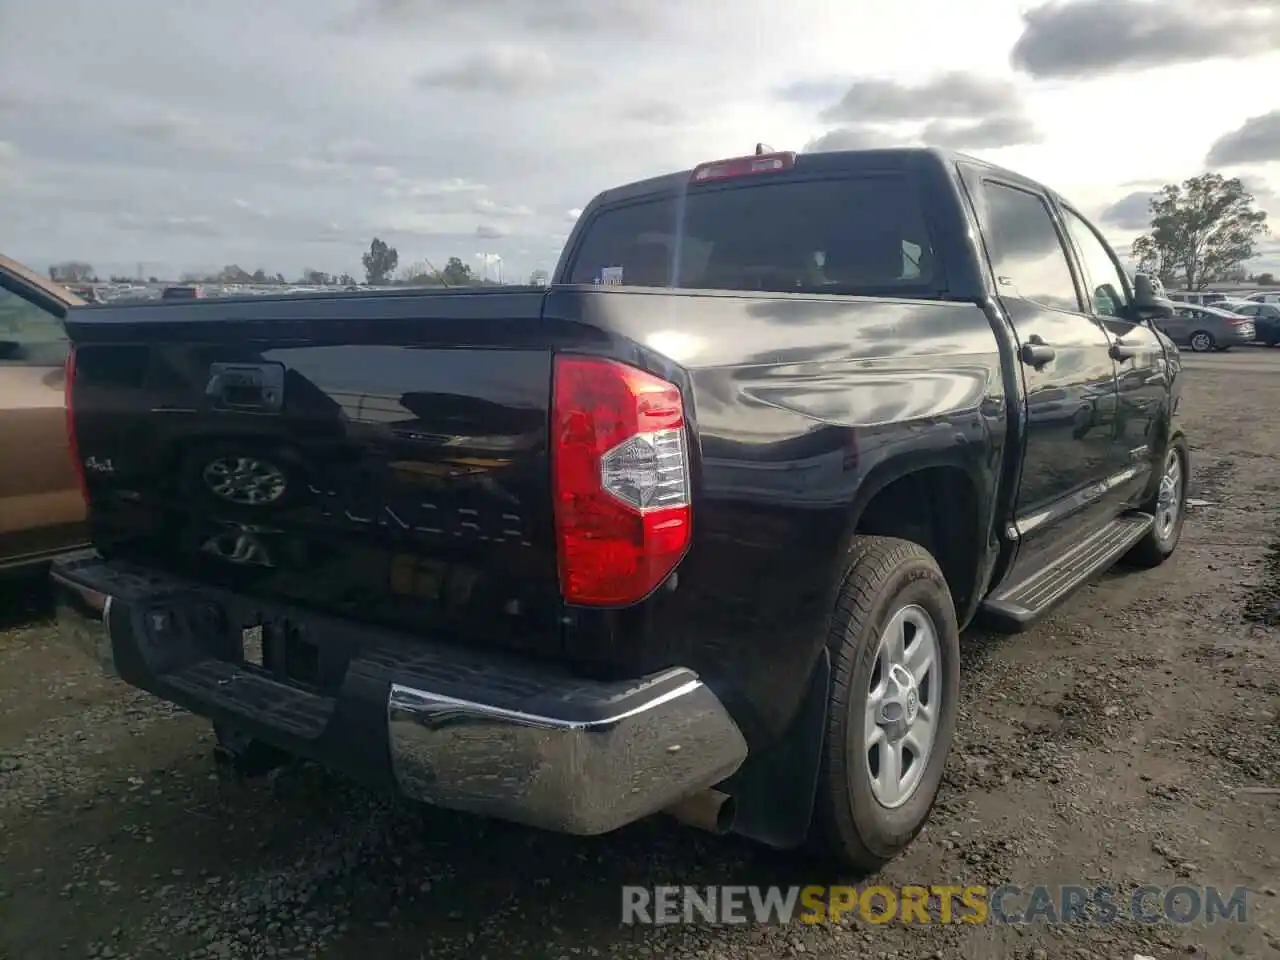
left=301, top=269, right=330, bottom=285
left=396, top=261, right=445, bottom=285
left=1257, top=272, right=1276, bottom=286
left=1129, top=173, right=1269, bottom=291
left=49, top=261, right=94, bottom=283
left=251, top=268, right=268, bottom=283
left=362, top=237, right=399, bottom=285
left=528, top=268, right=549, bottom=286
left=337, top=273, right=357, bottom=286
left=441, top=256, right=473, bottom=286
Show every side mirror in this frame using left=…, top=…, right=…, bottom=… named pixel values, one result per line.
left=1132, top=274, right=1174, bottom=321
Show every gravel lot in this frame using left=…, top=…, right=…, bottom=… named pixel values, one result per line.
left=2, top=352, right=1278, bottom=960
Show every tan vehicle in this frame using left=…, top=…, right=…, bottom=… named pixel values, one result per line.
left=0, top=254, right=88, bottom=573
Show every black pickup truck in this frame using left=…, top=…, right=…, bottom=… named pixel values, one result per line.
left=52, top=147, right=1185, bottom=870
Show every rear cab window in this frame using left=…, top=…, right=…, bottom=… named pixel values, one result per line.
left=565, top=172, right=941, bottom=299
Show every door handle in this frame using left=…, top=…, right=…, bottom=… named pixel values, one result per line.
left=1020, top=341, right=1056, bottom=367
left=1110, top=340, right=1139, bottom=362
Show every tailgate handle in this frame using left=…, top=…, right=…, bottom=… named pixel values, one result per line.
left=205, top=363, right=285, bottom=413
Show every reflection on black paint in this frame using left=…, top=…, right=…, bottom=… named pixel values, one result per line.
left=84, top=341, right=562, bottom=655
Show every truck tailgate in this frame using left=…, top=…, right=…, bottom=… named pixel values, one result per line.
left=63, top=290, right=564, bottom=656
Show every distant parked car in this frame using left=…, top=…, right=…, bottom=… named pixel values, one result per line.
left=1158, top=304, right=1256, bottom=352
left=1229, top=302, right=1280, bottom=346
left=1168, top=291, right=1228, bottom=306
left=66, top=284, right=104, bottom=304
left=0, top=254, right=88, bottom=574
left=1247, top=292, right=1280, bottom=304
left=162, top=284, right=205, bottom=300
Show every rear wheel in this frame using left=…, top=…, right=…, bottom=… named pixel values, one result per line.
left=807, top=537, right=960, bottom=871
left=1189, top=331, right=1215, bottom=352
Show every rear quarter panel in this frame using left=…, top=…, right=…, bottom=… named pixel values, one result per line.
left=545, top=287, right=1007, bottom=744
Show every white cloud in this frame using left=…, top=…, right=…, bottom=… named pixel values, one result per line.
left=0, top=0, right=1276, bottom=280
left=416, top=44, right=562, bottom=93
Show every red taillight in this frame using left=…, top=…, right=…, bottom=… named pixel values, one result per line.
left=64, top=346, right=88, bottom=504
left=551, top=355, right=692, bottom=606
left=690, top=151, right=796, bottom=184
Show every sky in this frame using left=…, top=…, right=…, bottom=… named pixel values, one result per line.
left=1, top=0, right=1278, bottom=284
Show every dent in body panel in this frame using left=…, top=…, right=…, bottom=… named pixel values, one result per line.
left=570, top=290, right=1006, bottom=745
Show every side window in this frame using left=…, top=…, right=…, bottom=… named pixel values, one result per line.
left=1235, top=304, right=1259, bottom=317
left=981, top=182, right=1080, bottom=312
left=1060, top=207, right=1129, bottom=318
left=0, top=285, right=69, bottom=366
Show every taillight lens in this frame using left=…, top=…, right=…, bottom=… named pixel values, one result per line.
left=64, top=346, right=88, bottom=504
left=551, top=355, right=692, bottom=606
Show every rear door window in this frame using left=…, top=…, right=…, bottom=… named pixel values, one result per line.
left=980, top=181, right=1080, bottom=313
left=566, top=175, right=939, bottom=297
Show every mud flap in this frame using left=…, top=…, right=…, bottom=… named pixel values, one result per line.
left=721, top=648, right=830, bottom=850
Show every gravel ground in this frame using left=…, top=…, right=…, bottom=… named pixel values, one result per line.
left=1, top=352, right=1278, bottom=960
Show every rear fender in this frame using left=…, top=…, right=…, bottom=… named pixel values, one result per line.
left=835, top=447, right=1000, bottom=626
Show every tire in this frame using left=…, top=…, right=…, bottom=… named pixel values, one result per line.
left=807, top=536, right=961, bottom=872
left=1189, top=331, right=1215, bottom=353
left=1124, top=436, right=1189, bottom=569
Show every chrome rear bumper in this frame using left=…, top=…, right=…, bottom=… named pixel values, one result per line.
left=388, top=670, right=748, bottom=835
left=52, top=555, right=749, bottom=837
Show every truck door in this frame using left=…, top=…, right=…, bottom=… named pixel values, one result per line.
left=970, top=177, right=1123, bottom=576
left=1058, top=203, right=1169, bottom=508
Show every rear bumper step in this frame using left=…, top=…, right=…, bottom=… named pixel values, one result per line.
left=50, top=555, right=748, bottom=836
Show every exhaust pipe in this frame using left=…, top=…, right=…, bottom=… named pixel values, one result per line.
left=664, top=788, right=735, bottom=835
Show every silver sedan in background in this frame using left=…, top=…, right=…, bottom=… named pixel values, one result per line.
left=1157, top=304, right=1256, bottom=352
